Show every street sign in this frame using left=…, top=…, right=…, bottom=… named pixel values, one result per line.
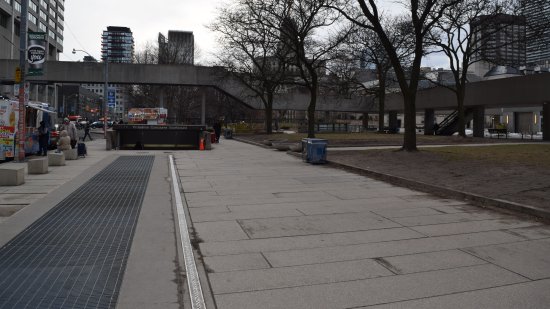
left=107, top=88, right=115, bottom=107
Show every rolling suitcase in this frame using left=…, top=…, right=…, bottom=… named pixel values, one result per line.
left=77, top=142, right=87, bottom=157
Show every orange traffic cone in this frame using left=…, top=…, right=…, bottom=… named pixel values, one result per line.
left=199, top=138, right=205, bottom=151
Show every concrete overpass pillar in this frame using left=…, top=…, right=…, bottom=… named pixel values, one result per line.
left=201, top=89, right=206, bottom=126
left=388, top=111, right=398, bottom=131
left=362, top=112, right=368, bottom=130
left=543, top=102, right=550, bottom=141
left=424, top=108, right=435, bottom=135
left=159, top=88, right=164, bottom=108
left=472, top=106, right=485, bottom=138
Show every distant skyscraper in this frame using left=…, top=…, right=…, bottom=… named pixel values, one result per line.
left=0, top=0, right=64, bottom=60
left=101, top=26, right=134, bottom=63
left=158, top=30, right=194, bottom=64
left=470, top=14, right=526, bottom=77
left=524, top=1, right=550, bottom=67
left=87, top=26, right=134, bottom=119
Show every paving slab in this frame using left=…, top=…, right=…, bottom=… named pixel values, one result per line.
left=326, top=188, right=427, bottom=200
left=194, top=220, right=250, bottom=241
left=365, top=279, right=550, bottom=309
left=504, top=225, right=550, bottom=240
left=375, top=249, right=487, bottom=274
left=0, top=194, right=47, bottom=205
left=410, top=219, right=541, bottom=236
left=464, top=238, right=550, bottom=280
left=203, top=253, right=271, bottom=272
left=214, top=264, right=526, bottom=309
left=200, top=227, right=426, bottom=257
left=391, top=211, right=510, bottom=227
left=191, top=208, right=304, bottom=222
left=238, top=212, right=401, bottom=239
left=262, top=231, right=523, bottom=267
left=209, top=258, right=393, bottom=294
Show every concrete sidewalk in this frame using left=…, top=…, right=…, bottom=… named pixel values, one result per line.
left=176, top=139, right=550, bottom=309
left=1, top=137, right=550, bottom=308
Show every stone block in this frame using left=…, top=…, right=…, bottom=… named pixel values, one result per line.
left=63, top=148, right=78, bottom=160
left=28, top=157, right=48, bottom=174
left=0, top=163, right=26, bottom=186
left=48, top=152, right=65, bottom=166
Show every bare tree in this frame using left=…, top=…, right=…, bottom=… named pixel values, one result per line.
left=339, top=16, right=414, bottom=132
left=428, top=0, right=550, bottom=137
left=131, top=39, right=206, bottom=124
left=331, top=0, right=461, bottom=151
left=244, top=0, right=354, bottom=138
left=210, top=2, right=291, bottom=134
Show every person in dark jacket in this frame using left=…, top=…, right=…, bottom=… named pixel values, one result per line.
left=82, top=122, right=93, bottom=141
left=213, top=122, right=222, bottom=143
left=38, top=121, right=49, bottom=156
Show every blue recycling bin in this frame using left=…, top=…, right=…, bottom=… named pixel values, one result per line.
left=301, top=138, right=328, bottom=164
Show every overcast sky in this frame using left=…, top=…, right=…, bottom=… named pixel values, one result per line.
left=60, top=0, right=223, bottom=63
left=60, top=0, right=448, bottom=68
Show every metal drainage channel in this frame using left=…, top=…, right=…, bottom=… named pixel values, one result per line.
left=0, top=156, right=154, bottom=309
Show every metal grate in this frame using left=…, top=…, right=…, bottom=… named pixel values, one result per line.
left=0, top=156, right=154, bottom=309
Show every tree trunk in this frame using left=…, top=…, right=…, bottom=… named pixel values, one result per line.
left=377, top=90, right=386, bottom=133
left=307, top=77, right=318, bottom=138
left=402, top=94, right=417, bottom=151
left=307, top=90, right=317, bottom=138
left=456, top=85, right=466, bottom=137
left=265, top=105, right=273, bottom=134
left=264, top=92, right=274, bottom=134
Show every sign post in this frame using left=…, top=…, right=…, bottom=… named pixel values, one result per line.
left=16, top=0, right=29, bottom=162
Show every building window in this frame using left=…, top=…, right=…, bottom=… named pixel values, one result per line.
left=49, top=7, right=55, bottom=17
left=57, top=15, right=63, bottom=26
left=56, top=36, right=62, bottom=45
left=3, top=0, right=10, bottom=5
left=39, top=10, right=47, bottom=20
left=57, top=26, right=62, bottom=35
left=29, top=1, right=37, bottom=11
left=14, top=2, right=21, bottom=12
left=28, top=13, right=37, bottom=25
left=0, top=11, right=8, bottom=28
left=48, top=29, right=55, bottom=39
left=49, top=0, right=55, bottom=7
left=40, top=0, right=46, bottom=8
left=48, top=18, right=55, bottom=27
left=39, top=21, right=46, bottom=31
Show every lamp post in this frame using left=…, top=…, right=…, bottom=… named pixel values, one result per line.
left=72, top=48, right=93, bottom=58
left=73, top=48, right=107, bottom=139
left=103, top=55, right=108, bottom=140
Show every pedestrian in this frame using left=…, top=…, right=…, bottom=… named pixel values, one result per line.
left=213, top=121, right=222, bottom=143
left=37, top=121, right=49, bottom=156
left=57, top=130, right=71, bottom=151
left=82, top=122, right=93, bottom=141
left=65, top=118, right=78, bottom=148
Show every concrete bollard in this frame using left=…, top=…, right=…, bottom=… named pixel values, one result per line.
left=28, top=157, right=48, bottom=174
left=48, top=152, right=66, bottom=166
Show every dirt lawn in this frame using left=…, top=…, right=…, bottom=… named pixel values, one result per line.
left=236, top=133, right=550, bottom=213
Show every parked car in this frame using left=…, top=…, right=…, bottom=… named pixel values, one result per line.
left=90, top=121, right=113, bottom=129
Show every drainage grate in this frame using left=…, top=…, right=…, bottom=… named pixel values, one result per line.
left=0, top=156, right=154, bottom=309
